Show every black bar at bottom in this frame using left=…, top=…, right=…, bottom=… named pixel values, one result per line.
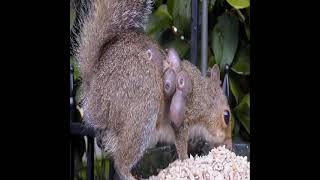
left=87, top=136, right=94, bottom=180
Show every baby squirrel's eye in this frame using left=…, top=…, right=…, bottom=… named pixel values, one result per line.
left=223, top=110, right=230, bottom=125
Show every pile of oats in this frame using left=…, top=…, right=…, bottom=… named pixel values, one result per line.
left=148, top=146, right=250, bottom=180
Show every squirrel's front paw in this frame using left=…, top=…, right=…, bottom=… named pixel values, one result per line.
left=178, top=152, right=189, bottom=160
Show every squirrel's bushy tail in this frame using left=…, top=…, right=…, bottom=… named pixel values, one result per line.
left=74, top=0, right=153, bottom=84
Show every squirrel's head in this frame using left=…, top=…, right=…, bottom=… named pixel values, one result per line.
left=204, top=64, right=232, bottom=150
left=182, top=61, right=232, bottom=151
left=163, top=48, right=232, bottom=150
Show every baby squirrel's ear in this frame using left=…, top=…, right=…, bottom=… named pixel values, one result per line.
left=206, top=68, right=211, bottom=77
left=210, top=64, right=220, bottom=82
left=167, top=48, right=181, bottom=63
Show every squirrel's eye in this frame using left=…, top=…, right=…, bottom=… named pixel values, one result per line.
left=223, top=110, right=230, bottom=125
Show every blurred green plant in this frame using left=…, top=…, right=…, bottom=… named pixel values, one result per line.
left=146, top=0, right=250, bottom=140
left=78, top=157, right=110, bottom=180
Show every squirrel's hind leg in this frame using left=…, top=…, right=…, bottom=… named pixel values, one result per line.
left=112, top=99, right=159, bottom=180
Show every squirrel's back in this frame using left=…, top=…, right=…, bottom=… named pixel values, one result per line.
left=74, top=0, right=154, bottom=87
left=73, top=0, right=166, bottom=130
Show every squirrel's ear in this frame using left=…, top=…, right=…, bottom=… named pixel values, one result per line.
left=167, top=48, right=181, bottom=63
left=210, top=64, right=220, bottom=82
left=206, top=68, right=212, bottom=77
left=166, top=48, right=181, bottom=72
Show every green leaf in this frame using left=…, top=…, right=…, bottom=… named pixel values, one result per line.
left=234, top=93, right=250, bottom=134
left=210, top=0, right=217, bottom=6
left=245, top=7, right=250, bottom=40
left=208, top=56, right=217, bottom=68
left=229, top=76, right=241, bottom=104
left=211, top=12, right=239, bottom=71
left=70, top=56, right=80, bottom=81
left=236, top=93, right=249, bottom=108
left=167, top=0, right=192, bottom=35
left=209, top=0, right=216, bottom=12
left=71, top=57, right=83, bottom=104
left=154, top=4, right=173, bottom=19
left=216, top=0, right=226, bottom=8
left=70, top=7, right=76, bottom=30
left=230, top=110, right=236, bottom=135
left=244, top=93, right=250, bottom=107
left=245, top=22, right=250, bottom=40
left=226, top=0, right=250, bottom=9
left=235, top=108, right=249, bottom=134
left=146, top=5, right=172, bottom=41
left=231, top=43, right=250, bottom=75
left=229, top=73, right=247, bottom=104
left=164, top=38, right=190, bottom=59
left=155, top=0, right=163, bottom=8
left=167, top=0, right=174, bottom=16
left=247, top=7, right=250, bottom=24
left=232, top=109, right=240, bottom=136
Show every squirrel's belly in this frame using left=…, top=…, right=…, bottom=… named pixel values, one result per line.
left=149, top=122, right=176, bottom=148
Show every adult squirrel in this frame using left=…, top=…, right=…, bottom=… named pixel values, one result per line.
left=73, top=0, right=232, bottom=179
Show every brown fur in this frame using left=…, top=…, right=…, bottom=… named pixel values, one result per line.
left=151, top=61, right=232, bottom=160
left=75, top=0, right=154, bottom=88
left=182, top=61, right=232, bottom=149
left=74, top=0, right=231, bottom=179
left=81, top=32, right=165, bottom=180
left=75, top=0, right=165, bottom=179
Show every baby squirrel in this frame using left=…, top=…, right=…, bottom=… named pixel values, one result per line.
left=150, top=50, right=232, bottom=160
left=73, top=0, right=232, bottom=179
